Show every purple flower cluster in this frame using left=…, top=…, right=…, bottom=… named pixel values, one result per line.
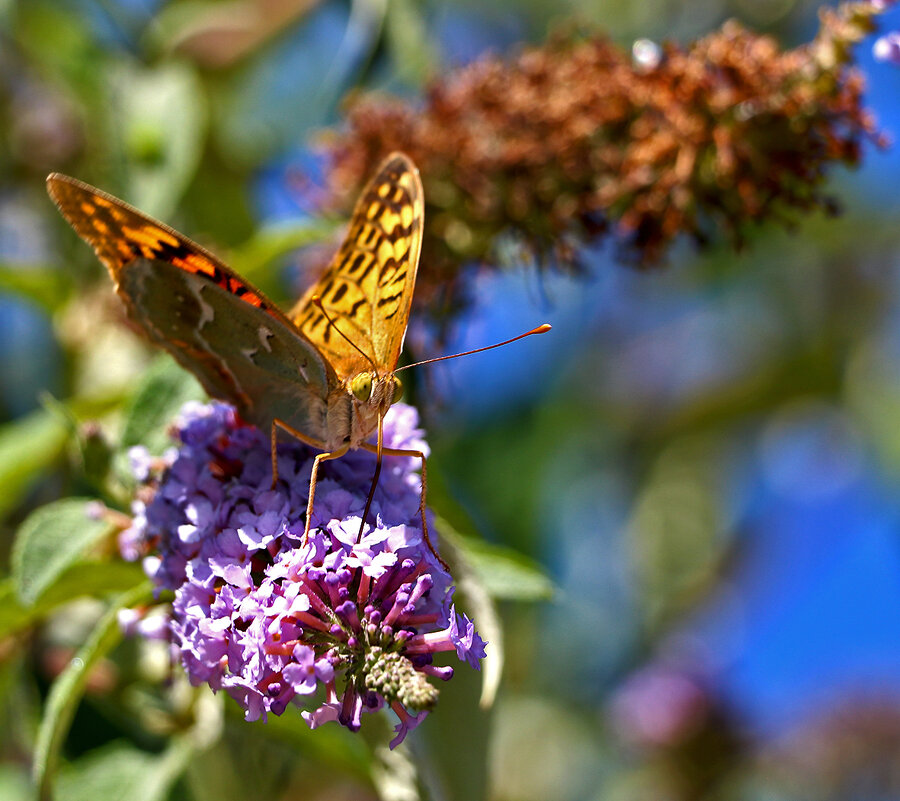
left=121, top=401, right=485, bottom=747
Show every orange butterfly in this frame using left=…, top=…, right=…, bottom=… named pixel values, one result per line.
left=48, top=154, right=549, bottom=563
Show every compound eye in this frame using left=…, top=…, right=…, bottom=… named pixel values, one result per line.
left=350, top=373, right=373, bottom=401
left=391, top=376, right=404, bottom=404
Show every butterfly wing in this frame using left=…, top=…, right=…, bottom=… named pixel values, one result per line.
left=47, top=173, right=337, bottom=439
left=289, top=152, right=424, bottom=379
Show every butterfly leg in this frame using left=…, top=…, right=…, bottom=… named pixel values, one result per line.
left=303, top=445, right=350, bottom=544
left=270, top=418, right=328, bottom=488
left=271, top=418, right=345, bottom=545
left=360, top=442, right=449, bottom=572
left=270, top=421, right=279, bottom=488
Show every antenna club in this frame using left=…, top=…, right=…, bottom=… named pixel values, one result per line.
left=534, top=324, right=552, bottom=334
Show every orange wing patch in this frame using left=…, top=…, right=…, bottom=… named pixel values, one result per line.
left=47, top=173, right=280, bottom=321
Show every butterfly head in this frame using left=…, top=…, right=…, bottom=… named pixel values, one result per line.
left=348, top=371, right=403, bottom=419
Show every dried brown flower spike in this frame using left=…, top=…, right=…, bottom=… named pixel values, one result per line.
left=319, top=2, right=888, bottom=320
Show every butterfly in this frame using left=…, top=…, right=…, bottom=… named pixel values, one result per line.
left=47, top=153, right=442, bottom=560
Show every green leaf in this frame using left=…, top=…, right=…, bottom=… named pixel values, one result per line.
left=245, top=702, right=370, bottom=779
left=229, top=220, right=336, bottom=289
left=441, top=529, right=555, bottom=602
left=56, top=738, right=196, bottom=801
left=11, top=500, right=117, bottom=606
left=120, top=355, right=204, bottom=453
left=0, top=765, right=32, bottom=801
left=0, top=579, right=30, bottom=640
left=109, top=61, right=207, bottom=220
left=38, top=392, right=80, bottom=437
left=0, top=393, right=131, bottom=523
left=437, top=518, right=505, bottom=709
left=369, top=740, right=422, bottom=801
left=0, top=409, right=70, bottom=521
left=33, top=582, right=153, bottom=801
left=0, top=562, right=145, bottom=640
left=463, top=566, right=502, bottom=710
left=39, top=560, right=148, bottom=608
left=427, top=469, right=552, bottom=706
left=37, top=391, right=115, bottom=490
left=15, top=4, right=103, bottom=108
left=427, top=467, right=554, bottom=602
left=0, top=263, right=71, bottom=312
left=385, top=0, right=439, bottom=86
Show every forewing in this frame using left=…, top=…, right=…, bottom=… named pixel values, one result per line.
left=47, top=173, right=337, bottom=438
left=289, top=152, right=423, bottom=379
left=47, top=173, right=302, bottom=333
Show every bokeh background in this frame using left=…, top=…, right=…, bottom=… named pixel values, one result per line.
left=3, top=1, right=900, bottom=799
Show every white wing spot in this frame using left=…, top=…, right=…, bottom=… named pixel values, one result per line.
left=191, top=284, right=215, bottom=329
left=258, top=326, right=274, bottom=352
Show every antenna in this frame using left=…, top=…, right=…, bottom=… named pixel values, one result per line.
left=312, top=295, right=376, bottom=368
left=394, top=324, right=551, bottom=373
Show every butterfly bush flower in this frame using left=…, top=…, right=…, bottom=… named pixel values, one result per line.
left=121, top=401, right=485, bottom=747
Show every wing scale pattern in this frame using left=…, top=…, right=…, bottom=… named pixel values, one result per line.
left=289, top=153, right=423, bottom=379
